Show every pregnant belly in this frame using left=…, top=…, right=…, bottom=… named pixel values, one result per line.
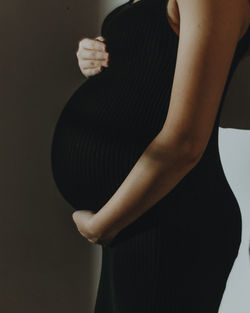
left=50, top=79, right=147, bottom=211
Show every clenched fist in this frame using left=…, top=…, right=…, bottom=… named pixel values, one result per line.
left=76, top=36, right=109, bottom=78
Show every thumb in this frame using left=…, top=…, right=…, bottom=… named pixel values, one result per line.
left=95, top=36, right=106, bottom=42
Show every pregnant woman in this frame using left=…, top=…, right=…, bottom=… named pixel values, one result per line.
left=51, top=0, right=250, bottom=312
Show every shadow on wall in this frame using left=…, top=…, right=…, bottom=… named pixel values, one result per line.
left=220, top=57, right=250, bottom=130
left=0, top=1, right=104, bottom=313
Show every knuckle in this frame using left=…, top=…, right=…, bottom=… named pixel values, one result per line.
left=80, top=37, right=87, bottom=45
left=82, top=69, right=87, bottom=75
left=79, top=37, right=89, bottom=48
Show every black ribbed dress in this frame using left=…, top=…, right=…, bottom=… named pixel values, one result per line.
left=51, top=0, right=249, bottom=312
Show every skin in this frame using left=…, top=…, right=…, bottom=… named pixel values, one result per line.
left=76, top=36, right=109, bottom=78
left=72, top=0, right=250, bottom=246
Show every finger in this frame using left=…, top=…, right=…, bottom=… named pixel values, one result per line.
left=95, top=36, right=106, bottom=42
left=79, top=59, right=108, bottom=69
left=83, top=67, right=103, bottom=77
left=77, top=49, right=109, bottom=61
left=79, top=37, right=106, bottom=52
left=77, top=55, right=109, bottom=68
left=101, top=59, right=109, bottom=68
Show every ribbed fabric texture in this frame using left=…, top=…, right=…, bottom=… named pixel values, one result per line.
left=50, top=1, right=248, bottom=312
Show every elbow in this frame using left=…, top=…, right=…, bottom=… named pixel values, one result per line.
left=181, top=140, right=204, bottom=165
left=153, top=132, right=204, bottom=165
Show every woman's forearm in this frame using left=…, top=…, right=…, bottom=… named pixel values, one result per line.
left=91, top=132, right=202, bottom=241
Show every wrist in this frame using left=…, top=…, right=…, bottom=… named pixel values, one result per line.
left=90, top=212, right=120, bottom=242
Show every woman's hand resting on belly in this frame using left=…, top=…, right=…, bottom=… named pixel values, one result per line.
left=76, top=36, right=109, bottom=78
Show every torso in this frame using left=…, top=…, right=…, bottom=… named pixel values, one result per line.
left=51, top=0, right=249, bottom=212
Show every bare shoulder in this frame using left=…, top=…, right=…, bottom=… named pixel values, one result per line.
left=167, top=0, right=250, bottom=41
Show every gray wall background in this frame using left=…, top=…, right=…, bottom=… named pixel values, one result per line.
left=0, top=0, right=249, bottom=312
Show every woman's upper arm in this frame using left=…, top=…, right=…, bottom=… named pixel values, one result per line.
left=158, top=0, right=243, bottom=158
